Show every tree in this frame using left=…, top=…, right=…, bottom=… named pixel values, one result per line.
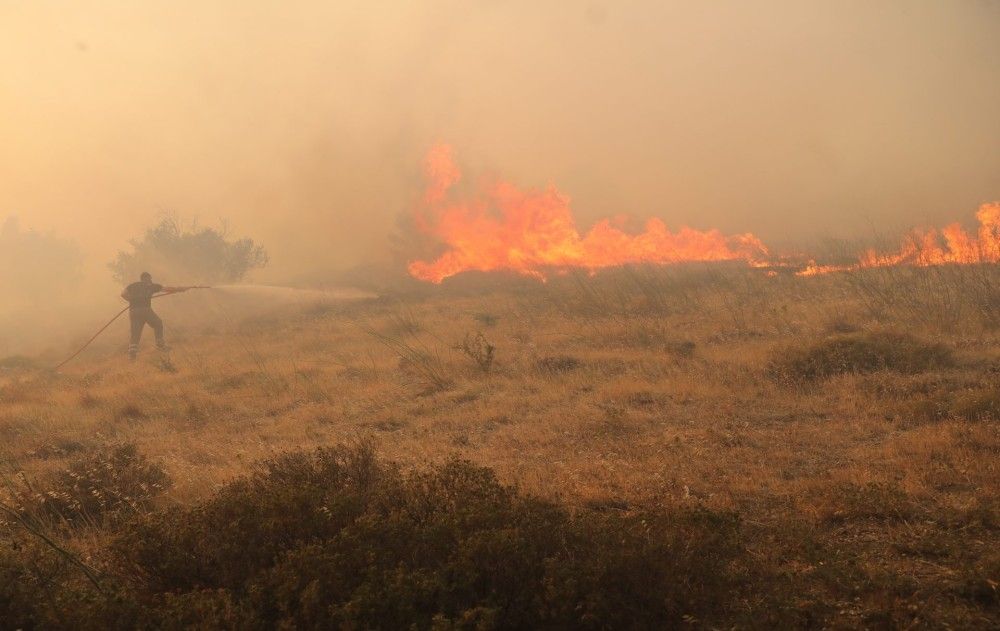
left=109, top=218, right=268, bottom=285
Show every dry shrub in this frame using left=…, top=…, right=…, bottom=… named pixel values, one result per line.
left=957, top=551, right=1000, bottom=609
left=396, top=351, right=453, bottom=392
left=536, top=355, right=581, bottom=374
left=951, top=388, right=1000, bottom=422
left=0, top=355, right=36, bottom=370
left=210, top=372, right=251, bottom=391
left=863, top=372, right=1000, bottom=425
left=0, top=538, right=78, bottom=629
left=824, top=317, right=862, bottom=334
left=454, top=332, right=496, bottom=373
left=846, top=264, right=1000, bottom=331
left=364, top=324, right=452, bottom=393
left=114, top=404, right=148, bottom=423
left=27, top=439, right=88, bottom=461
left=813, top=482, right=920, bottom=524
left=894, top=386, right=1000, bottom=425
left=78, top=392, right=102, bottom=409
left=0, top=378, right=31, bottom=404
left=386, top=308, right=423, bottom=336
left=28, top=443, right=171, bottom=526
left=768, top=331, right=954, bottom=384
left=472, top=312, right=499, bottom=327
left=109, top=443, right=745, bottom=629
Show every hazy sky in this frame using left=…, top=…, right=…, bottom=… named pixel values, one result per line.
left=2, top=0, right=998, bottom=280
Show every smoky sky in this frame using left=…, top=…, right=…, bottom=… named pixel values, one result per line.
left=2, top=0, right=998, bottom=283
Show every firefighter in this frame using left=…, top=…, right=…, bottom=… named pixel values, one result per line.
left=120, top=272, right=190, bottom=360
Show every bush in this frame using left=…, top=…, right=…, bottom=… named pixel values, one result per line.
left=111, top=443, right=745, bottom=628
left=768, top=331, right=954, bottom=384
left=108, top=217, right=267, bottom=285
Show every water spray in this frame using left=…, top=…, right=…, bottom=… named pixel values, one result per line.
left=51, top=286, right=211, bottom=371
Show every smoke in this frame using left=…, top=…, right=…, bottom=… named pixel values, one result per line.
left=1, top=1, right=999, bottom=350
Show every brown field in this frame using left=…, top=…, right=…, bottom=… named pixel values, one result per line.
left=2, top=264, right=998, bottom=628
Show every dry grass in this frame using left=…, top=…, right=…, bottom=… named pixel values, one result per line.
left=1, top=265, right=998, bottom=627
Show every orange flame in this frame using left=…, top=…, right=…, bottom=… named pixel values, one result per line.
left=408, top=145, right=769, bottom=283
left=798, top=202, right=1000, bottom=275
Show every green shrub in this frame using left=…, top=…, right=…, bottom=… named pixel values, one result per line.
left=118, top=444, right=385, bottom=592
left=112, top=443, right=744, bottom=629
left=108, top=217, right=267, bottom=285
left=1, top=444, right=746, bottom=628
left=768, top=331, right=953, bottom=384
left=0, top=540, right=64, bottom=629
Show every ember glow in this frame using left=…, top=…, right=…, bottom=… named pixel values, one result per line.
left=407, top=146, right=770, bottom=283
left=799, top=202, right=1000, bottom=276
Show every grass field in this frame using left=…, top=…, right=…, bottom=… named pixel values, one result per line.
left=1, top=264, right=998, bottom=628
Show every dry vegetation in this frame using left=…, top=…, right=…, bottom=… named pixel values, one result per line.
left=1, top=264, right=998, bottom=628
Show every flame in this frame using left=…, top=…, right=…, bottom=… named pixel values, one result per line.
left=798, top=202, right=1000, bottom=275
left=408, top=145, right=769, bottom=283
left=406, top=146, right=999, bottom=281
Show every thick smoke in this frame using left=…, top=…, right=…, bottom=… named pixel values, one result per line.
left=1, top=1, right=998, bottom=352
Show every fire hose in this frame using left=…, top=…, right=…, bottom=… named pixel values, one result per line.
left=52, top=287, right=210, bottom=371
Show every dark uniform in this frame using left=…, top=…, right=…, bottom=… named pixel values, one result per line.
left=123, top=280, right=166, bottom=358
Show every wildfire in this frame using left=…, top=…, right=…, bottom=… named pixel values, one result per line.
left=797, top=202, right=1000, bottom=276
left=407, top=145, right=770, bottom=283
left=405, top=146, right=999, bottom=282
